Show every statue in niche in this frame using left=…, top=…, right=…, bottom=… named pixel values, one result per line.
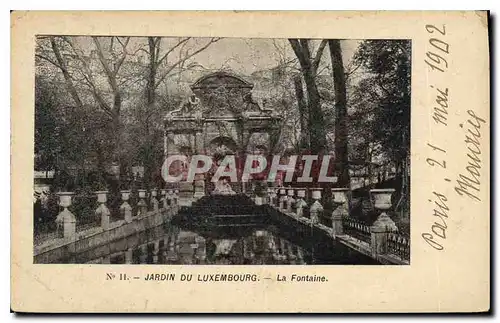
left=213, top=177, right=236, bottom=196
left=210, top=145, right=236, bottom=196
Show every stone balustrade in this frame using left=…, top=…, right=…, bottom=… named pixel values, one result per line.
left=286, top=188, right=295, bottom=213
left=49, top=187, right=180, bottom=243
left=46, top=183, right=408, bottom=264
left=265, top=186, right=409, bottom=264
left=55, top=192, right=76, bottom=239
left=278, top=187, right=287, bottom=210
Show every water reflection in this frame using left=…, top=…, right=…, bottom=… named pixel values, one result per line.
left=91, top=224, right=308, bottom=265
left=80, top=216, right=379, bottom=265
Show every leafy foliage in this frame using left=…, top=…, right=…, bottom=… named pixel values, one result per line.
left=350, top=40, right=411, bottom=166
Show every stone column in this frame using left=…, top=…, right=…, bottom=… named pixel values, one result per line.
left=195, top=130, right=204, bottom=153
left=178, top=181, right=194, bottom=207
left=309, top=188, right=323, bottom=224
left=55, top=192, right=76, bottom=239
left=160, top=189, right=167, bottom=209
left=165, top=132, right=175, bottom=156
left=261, top=181, right=269, bottom=204
left=95, top=191, right=111, bottom=230
left=150, top=189, right=159, bottom=212
left=120, top=190, right=133, bottom=223
left=267, top=187, right=275, bottom=206
left=331, top=188, right=349, bottom=235
left=173, top=189, right=179, bottom=206
left=167, top=189, right=174, bottom=206
left=193, top=174, right=206, bottom=200
left=286, top=188, right=295, bottom=213
left=278, top=188, right=287, bottom=210
left=137, top=189, right=148, bottom=216
left=295, top=188, right=308, bottom=218
left=370, top=188, right=397, bottom=257
left=264, top=187, right=274, bottom=205
left=370, top=189, right=398, bottom=231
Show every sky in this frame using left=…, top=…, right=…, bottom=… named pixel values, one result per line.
left=71, top=36, right=361, bottom=76
left=183, top=38, right=360, bottom=75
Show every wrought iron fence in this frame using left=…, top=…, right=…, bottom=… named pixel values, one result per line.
left=386, top=231, right=410, bottom=261
left=72, top=194, right=100, bottom=232
left=342, top=216, right=371, bottom=243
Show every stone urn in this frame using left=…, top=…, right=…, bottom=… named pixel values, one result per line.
left=370, top=188, right=398, bottom=231
left=138, top=189, right=147, bottom=199
left=297, top=189, right=306, bottom=199
left=137, top=189, right=148, bottom=216
left=57, top=192, right=74, bottom=208
left=331, top=188, right=349, bottom=218
left=120, top=190, right=133, bottom=223
left=95, top=191, right=110, bottom=230
left=95, top=191, right=108, bottom=204
left=287, top=188, right=295, bottom=212
left=295, top=189, right=308, bottom=218
left=267, top=187, right=277, bottom=206
left=370, top=188, right=395, bottom=211
left=120, top=190, right=131, bottom=201
left=331, top=188, right=349, bottom=204
left=55, top=192, right=76, bottom=238
left=309, top=188, right=323, bottom=223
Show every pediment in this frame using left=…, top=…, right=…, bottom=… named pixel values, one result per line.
left=191, top=72, right=253, bottom=90
left=165, top=72, right=280, bottom=124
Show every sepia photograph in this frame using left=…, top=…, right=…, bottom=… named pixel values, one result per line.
left=11, top=10, right=490, bottom=313
left=33, top=35, right=411, bottom=265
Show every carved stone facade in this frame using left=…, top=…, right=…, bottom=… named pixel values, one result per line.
left=164, top=71, right=281, bottom=159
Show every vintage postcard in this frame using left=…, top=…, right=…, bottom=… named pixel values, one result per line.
left=11, top=11, right=490, bottom=312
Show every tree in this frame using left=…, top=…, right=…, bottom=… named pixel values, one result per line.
left=35, top=36, right=221, bottom=189
left=140, top=37, right=221, bottom=186
left=292, top=74, right=310, bottom=151
left=36, top=36, right=135, bottom=178
left=328, top=40, right=350, bottom=186
left=34, top=76, right=59, bottom=171
left=288, top=39, right=328, bottom=154
left=351, top=40, right=411, bottom=212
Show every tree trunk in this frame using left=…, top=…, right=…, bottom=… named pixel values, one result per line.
left=328, top=40, right=350, bottom=187
left=49, top=38, right=85, bottom=110
left=303, top=67, right=326, bottom=154
left=143, top=37, right=158, bottom=188
left=288, top=39, right=328, bottom=155
left=293, top=74, right=309, bottom=152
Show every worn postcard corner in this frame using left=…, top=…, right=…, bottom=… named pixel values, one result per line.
left=11, top=10, right=490, bottom=313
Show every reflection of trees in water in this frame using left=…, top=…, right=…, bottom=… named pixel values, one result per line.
left=86, top=217, right=380, bottom=265
left=199, top=229, right=305, bottom=265
left=92, top=222, right=310, bottom=265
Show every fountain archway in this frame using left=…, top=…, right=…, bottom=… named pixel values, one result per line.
left=163, top=71, right=282, bottom=200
